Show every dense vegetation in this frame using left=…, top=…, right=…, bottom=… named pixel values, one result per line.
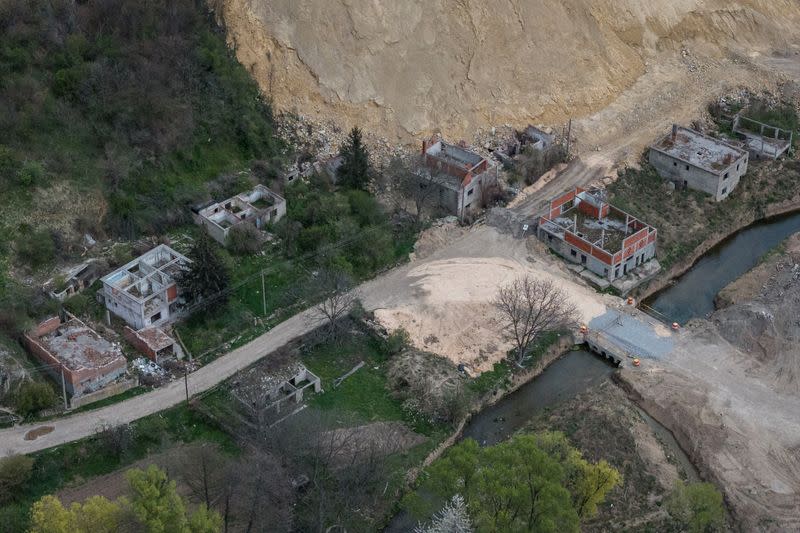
left=404, top=432, right=620, bottom=532
left=0, top=0, right=286, bottom=336
left=0, top=0, right=281, bottom=238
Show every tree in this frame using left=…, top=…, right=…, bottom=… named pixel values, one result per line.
left=226, top=223, right=263, bottom=255
left=530, top=432, right=620, bottom=519
left=666, top=481, right=726, bottom=533
left=309, top=268, right=356, bottom=338
left=425, top=435, right=580, bottom=533
left=29, top=495, right=122, bottom=533
left=494, top=276, right=578, bottom=367
left=126, top=465, right=190, bottom=533
left=179, top=232, right=231, bottom=304
left=337, top=127, right=371, bottom=191
left=13, top=380, right=57, bottom=416
left=516, top=145, right=567, bottom=186
left=377, top=157, right=450, bottom=222
left=419, top=432, right=620, bottom=533
left=415, top=495, right=473, bottom=533
left=0, top=454, right=34, bottom=503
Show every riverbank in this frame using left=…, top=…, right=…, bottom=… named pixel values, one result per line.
left=403, top=333, right=576, bottom=483
left=636, top=196, right=800, bottom=303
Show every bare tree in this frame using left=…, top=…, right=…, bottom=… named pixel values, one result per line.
left=494, top=276, right=578, bottom=367
left=310, top=268, right=357, bottom=338
left=378, top=157, right=450, bottom=222
left=415, top=495, right=474, bottom=533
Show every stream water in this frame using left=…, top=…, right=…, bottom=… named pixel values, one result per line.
left=645, top=211, right=800, bottom=324
left=387, top=211, right=800, bottom=530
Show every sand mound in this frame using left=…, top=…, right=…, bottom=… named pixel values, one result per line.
left=374, top=255, right=605, bottom=372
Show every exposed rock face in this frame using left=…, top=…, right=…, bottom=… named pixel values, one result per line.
left=210, top=0, right=800, bottom=140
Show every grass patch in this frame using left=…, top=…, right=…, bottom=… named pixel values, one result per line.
left=608, top=160, right=800, bottom=270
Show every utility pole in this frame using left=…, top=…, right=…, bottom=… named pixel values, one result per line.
left=261, top=271, right=267, bottom=317
left=565, top=118, right=573, bottom=157
left=60, top=367, right=68, bottom=410
left=184, top=368, right=189, bottom=404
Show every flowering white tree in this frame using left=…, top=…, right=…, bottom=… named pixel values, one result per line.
left=415, top=495, right=473, bottom=533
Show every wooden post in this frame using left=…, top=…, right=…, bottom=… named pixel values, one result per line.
left=261, top=272, right=267, bottom=316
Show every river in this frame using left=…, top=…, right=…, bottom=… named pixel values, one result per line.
left=645, top=211, right=800, bottom=324
left=388, top=211, right=800, bottom=530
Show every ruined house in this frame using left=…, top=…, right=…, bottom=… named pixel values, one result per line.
left=46, top=260, right=103, bottom=301
left=123, top=326, right=178, bottom=364
left=649, top=125, right=749, bottom=201
left=421, top=138, right=498, bottom=221
left=23, top=315, right=127, bottom=397
left=100, top=245, right=190, bottom=330
left=732, top=114, right=793, bottom=160
left=194, top=184, right=286, bottom=246
left=538, top=187, right=658, bottom=282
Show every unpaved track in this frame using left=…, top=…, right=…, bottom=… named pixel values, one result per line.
left=0, top=226, right=608, bottom=456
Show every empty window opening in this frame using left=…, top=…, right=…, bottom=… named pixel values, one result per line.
left=723, top=172, right=729, bottom=180
left=570, top=249, right=577, bottom=257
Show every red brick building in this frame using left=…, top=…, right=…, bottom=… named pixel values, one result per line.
left=23, top=316, right=127, bottom=397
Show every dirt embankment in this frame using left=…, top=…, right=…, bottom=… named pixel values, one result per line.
left=210, top=0, right=800, bottom=144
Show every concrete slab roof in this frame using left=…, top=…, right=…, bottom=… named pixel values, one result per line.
left=38, top=319, right=124, bottom=371
left=651, top=126, right=747, bottom=175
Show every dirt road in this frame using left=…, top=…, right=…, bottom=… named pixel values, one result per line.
left=0, top=225, right=610, bottom=456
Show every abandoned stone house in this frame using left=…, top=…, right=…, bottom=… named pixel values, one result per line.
left=421, top=138, right=498, bottom=220
left=23, top=315, right=127, bottom=397
left=194, top=184, right=286, bottom=246
left=649, top=125, right=749, bottom=202
left=100, top=244, right=190, bottom=330
left=538, top=187, right=658, bottom=282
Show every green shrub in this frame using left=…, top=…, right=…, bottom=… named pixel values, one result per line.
left=14, top=229, right=56, bottom=268
left=666, top=481, right=726, bottom=533
left=16, top=160, right=44, bottom=187
left=64, top=293, right=90, bottom=316
left=384, top=328, right=410, bottom=355
left=0, top=455, right=34, bottom=503
left=226, top=224, right=263, bottom=256
left=13, top=381, right=57, bottom=417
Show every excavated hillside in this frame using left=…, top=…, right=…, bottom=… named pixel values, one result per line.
left=210, top=0, right=800, bottom=144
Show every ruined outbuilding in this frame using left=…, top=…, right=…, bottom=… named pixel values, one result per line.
left=194, top=184, right=286, bottom=245
left=733, top=114, right=793, bottom=160
left=46, top=260, right=103, bottom=301
left=421, top=138, right=498, bottom=221
left=538, top=187, right=657, bottom=282
left=23, top=315, right=127, bottom=397
left=123, top=326, right=179, bottom=364
left=649, top=125, right=748, bottom=202
left=100, top=245, right=190, bottom=330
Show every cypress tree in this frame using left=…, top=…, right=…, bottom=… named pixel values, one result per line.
left=337, top=126, right=371, bottom=190
left=179, top=232, right=231, bottom=304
